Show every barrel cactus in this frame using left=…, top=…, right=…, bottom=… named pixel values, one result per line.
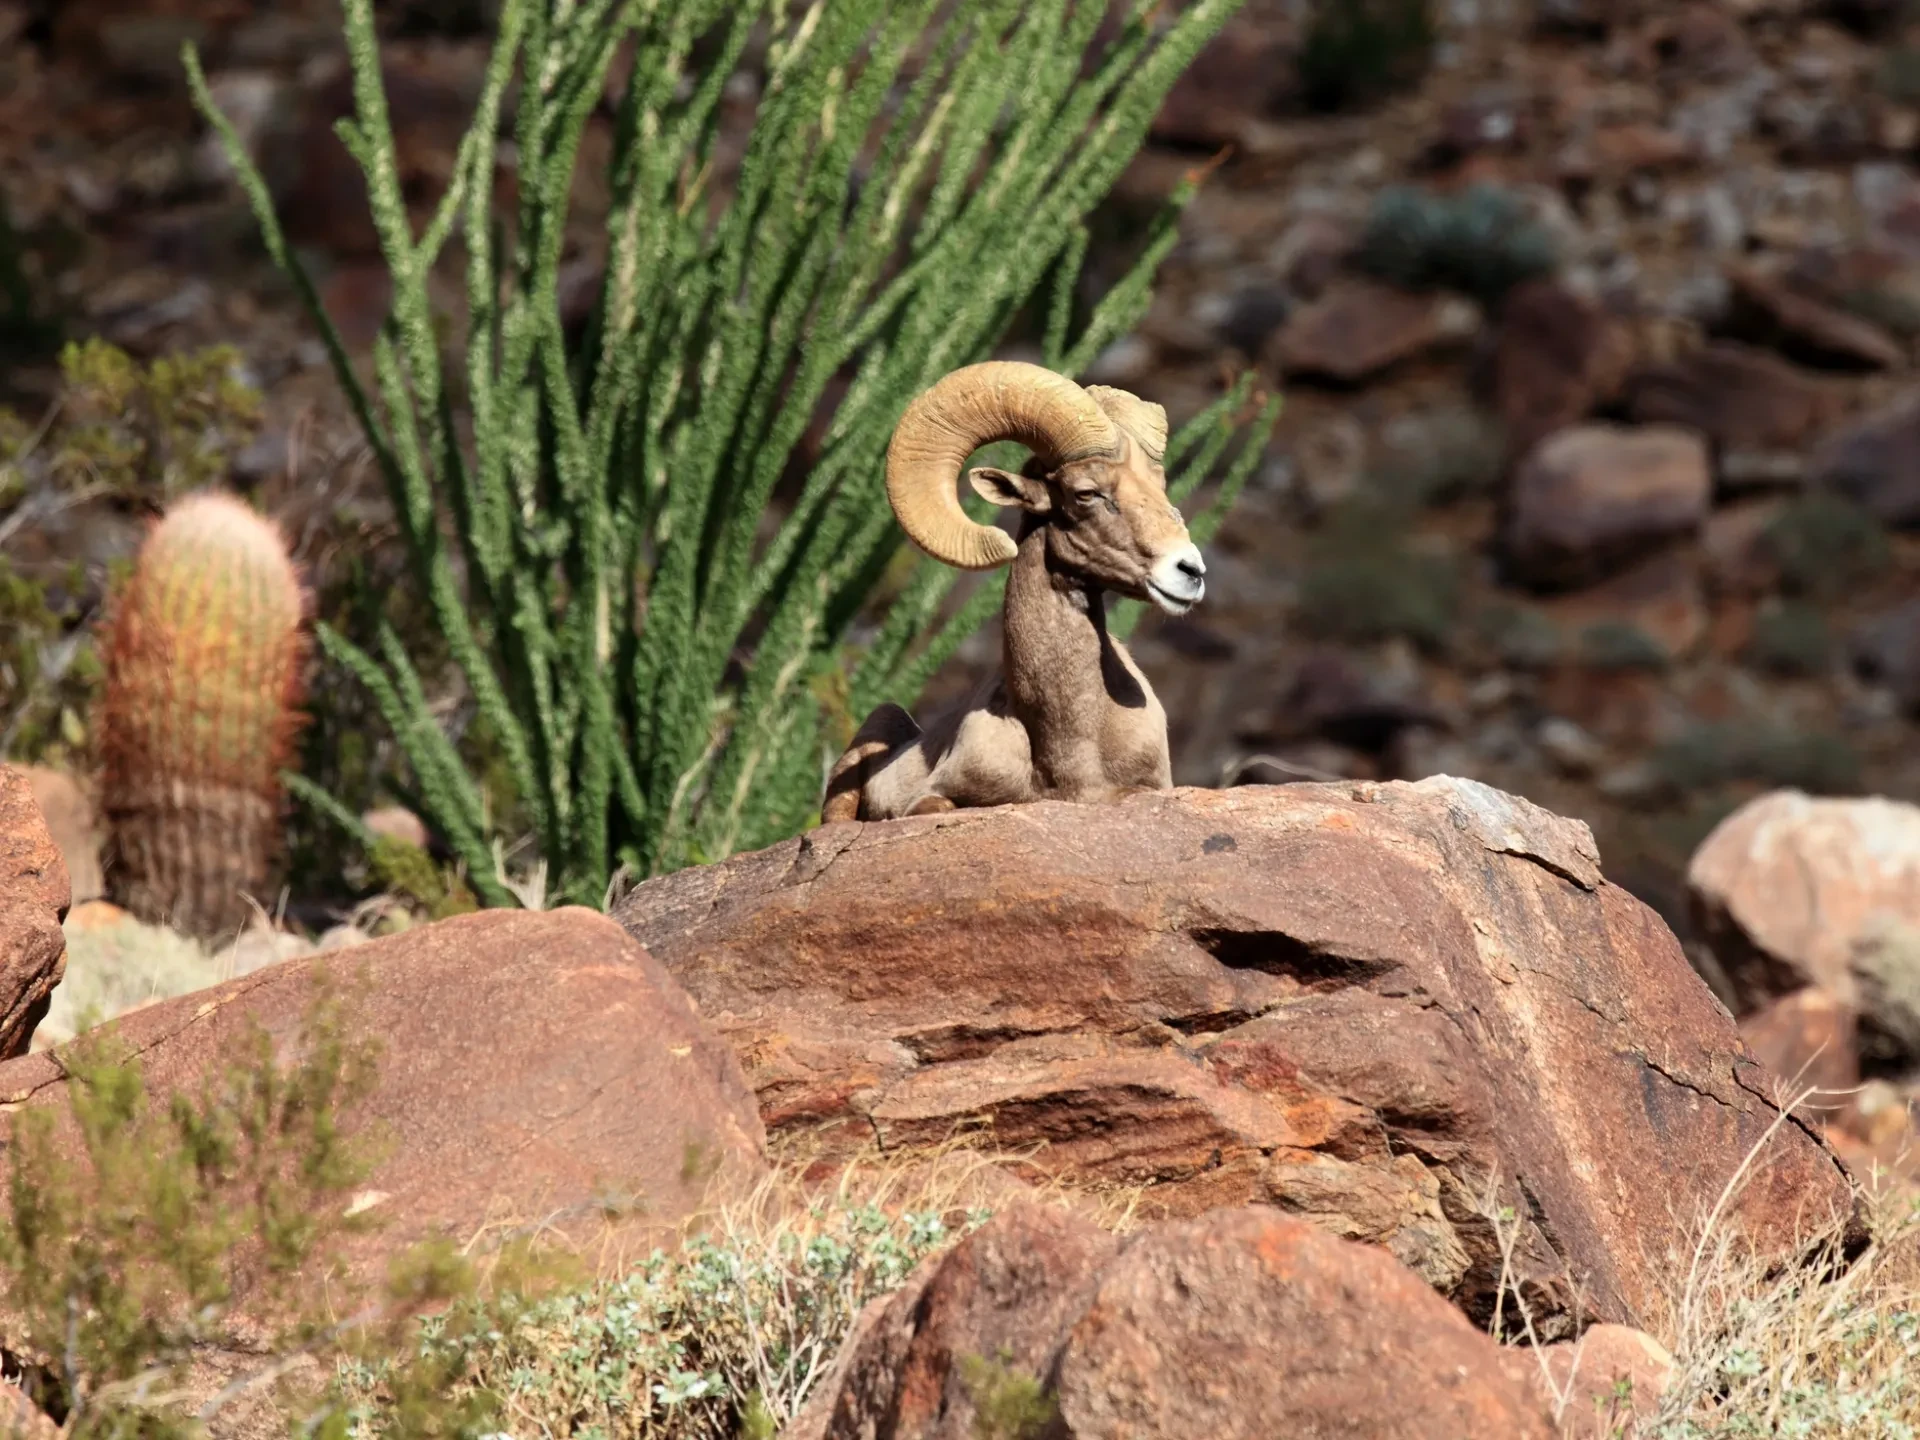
left=98, top=492, right=307, bottom=939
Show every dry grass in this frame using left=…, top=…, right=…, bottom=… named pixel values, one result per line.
left=1633, top=1171, right=1920, bottom=1438
left=1487, top=1086, right=1920, bottom=1439
left=335, top=1136, right=1114, bottom=1440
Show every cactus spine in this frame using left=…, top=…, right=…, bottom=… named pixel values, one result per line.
left=99, top=492, right=307, bottom=940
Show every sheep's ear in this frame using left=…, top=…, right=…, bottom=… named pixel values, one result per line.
left=968, top=466, right=1051, bottom=514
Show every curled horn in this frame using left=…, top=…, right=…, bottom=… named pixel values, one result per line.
left=1084, top=385, right=1168, bottom=462
left=885, top=361, right=1119, bottom=570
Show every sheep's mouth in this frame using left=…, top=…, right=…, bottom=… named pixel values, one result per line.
left=1146, top=577, right=1202, bottom=615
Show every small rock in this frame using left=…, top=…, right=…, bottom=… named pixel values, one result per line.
left=1268, top=279, right=1478, bottom=384
left=792, top=1201, right=1123, bottom=1440
left=1850, top=916, right=1920, bottom=1072
left=1538, top=1324, right=1677, bottom=1440
left=192, top=70, right=294, bottom=189
left=1490, top=280, right=1635, bottom=461
left=362, top=806, right=431, bottom=851
left=0, top=765, right=70, bottom=1060
left=1585, top=123, right=1697, bottom=175
left=1851, top=597, right=1920, bottom=712
left=1727, top=265, right=1906, bottom=372
left=1082, top=335, right=1155, bottom=388
left=1689, top=791, right=1920, bottom=1020
left=1263, top=650, right=1446, bottom=755
left=1738, top=988, right=1858, bottom=1119
left=1430, top=94, right=1528, bottom=166
left=60, top=11, right=210, bottom=85
left=1537, top=717, right=1608, bottom=777
left=1785, top=246, right=1920, bottom=340
left=1267, top=213, right=1354, bottom=300
left=1216, top=286, right=1291, bottom=360
left=1808, top=393, right=1920, bottom=526
left=319, top=262, right=395, bottom=351
left=64, top=900, right=131, bottom=934
left=1505, top=424, right=1712, bottom=588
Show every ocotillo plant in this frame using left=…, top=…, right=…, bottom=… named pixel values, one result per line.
left=98, top=492, right=307, bottom=940
left=189, top=0, right=1279, bottom=905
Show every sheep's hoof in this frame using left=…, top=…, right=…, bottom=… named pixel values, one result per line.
left=819, top=791, right=862, bottom=825
left=906, top=794, right=957, bottom=816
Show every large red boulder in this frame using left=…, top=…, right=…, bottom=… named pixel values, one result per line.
left=0, top=907, right=766, bottom=1310
left=615, top=778, right=1856, bottom=1334
left=0, top=764, right=71, bottom=1059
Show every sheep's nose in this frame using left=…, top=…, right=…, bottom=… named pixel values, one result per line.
left=1148, top=543, right=1207, bottom=614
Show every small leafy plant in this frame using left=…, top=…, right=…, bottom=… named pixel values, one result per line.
left=336, top=1171, right=993, bottom=1439
left=0, top=989, right=379, bottom=1440
left=1353, top=184, right=1559, bottom=309
left=1296, top=501, right=1462, bottom=651
left=1760, top=493, right=1890, bottom=603
left=1296, top=0, right=1435, bottom=113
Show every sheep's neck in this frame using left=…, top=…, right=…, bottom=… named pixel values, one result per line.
left=1002, top=525, right=1138, bottom=792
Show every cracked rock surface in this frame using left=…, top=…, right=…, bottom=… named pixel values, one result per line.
left=615, top=776, right=1854, bottom=1333
left=0, top=907, right=767, bottom=1326
left=0, top=764, right=70, bottom=1061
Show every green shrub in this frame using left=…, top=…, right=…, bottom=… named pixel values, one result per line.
left=1372, top=406, right=1505, bottom=508
left=1296, top=0, right=1434, bottom=114
left=1879, top=47, right=1920, bottom=105
left=961, top=1349, right=1058, bottom=1440
left=191, top=0, right=1276, bottom=902
left=1578, top=620, right=1669, bottom=672
left=336, top=1181, right=990, bottom=1439
left=368, top=835, right=478, bottom=921
left=1652, top=722, right=1862, bottom=797
left=1745, top=600, right=1832, bottom=677
left=0, top=193, right=61, bottom=364
left=1352, top=184, right=1559, bottom=308
left=1296, top=506, right=1461, bottom=651
left=1476, top=602, right=1563, bottom=670
left=0, top=990, right=380, bottom=1440
left=1761, top=493, right=1890, bottom=602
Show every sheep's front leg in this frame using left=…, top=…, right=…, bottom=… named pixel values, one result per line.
left=821, top=703, right=921, bottom=823
left=1037, top=738, right=1128, bottom=806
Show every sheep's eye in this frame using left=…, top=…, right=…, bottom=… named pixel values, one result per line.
left=1071, top=489, right=1103, bottom=505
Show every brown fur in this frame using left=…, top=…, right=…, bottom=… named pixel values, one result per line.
left=820, top=430, right=1197, bottom=823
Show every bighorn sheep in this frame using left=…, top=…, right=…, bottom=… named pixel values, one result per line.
left=821, top=361, right=1206, bottom=822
